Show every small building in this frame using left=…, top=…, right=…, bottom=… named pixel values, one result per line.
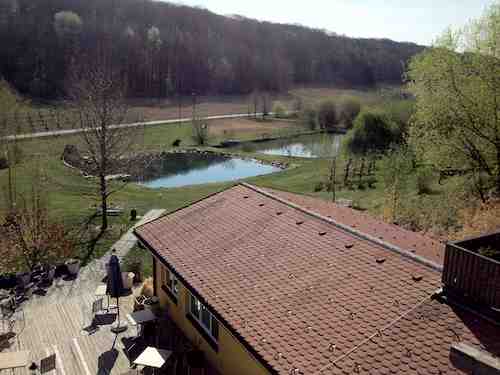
left=134, top=183, right=500, bottom=375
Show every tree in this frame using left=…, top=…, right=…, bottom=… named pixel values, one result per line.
left=407, top=2, right=500, bottom=195
left=385, top=100, right=415, bottom=141
left=192, top=120, right=208, bottom=146
left=1, top=0, right=423, bottom=100
left=338, top=98, right=361, bottom=128
left=68, top=58, right=143, bottom=236
left=300, top=106, right=317, bottom=130
left=53, top=11, right=83, bottom=39
left=344, top=110, right=398, bottom=156
left=261, top=92, right=271, bottom=119
left=317, top=100, right=338, bottom=130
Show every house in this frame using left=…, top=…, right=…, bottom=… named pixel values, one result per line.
left=134, top=183, right=500, bottom=375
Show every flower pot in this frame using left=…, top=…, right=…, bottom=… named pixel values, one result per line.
left=65, top=259, right=81, bottom=275
left=121, top=272, right=135, bottom=290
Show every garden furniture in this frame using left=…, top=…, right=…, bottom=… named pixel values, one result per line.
left=133, top=347, right=172, bottom=375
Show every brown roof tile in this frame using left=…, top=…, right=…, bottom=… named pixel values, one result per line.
left=135, top=184, right=500, bottom=374
left=261, top=187, right=445, bottom=266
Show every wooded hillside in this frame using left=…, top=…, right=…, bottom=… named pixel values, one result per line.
left=0, top=0, right=424, bottom=99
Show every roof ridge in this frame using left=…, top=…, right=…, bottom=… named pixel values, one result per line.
left=240, top=183, right=443, bottom=273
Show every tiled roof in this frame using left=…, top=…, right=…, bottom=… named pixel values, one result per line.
left=262, top=187, right=445, bottom=266
left=325, top=298, right=500, bottom=375
left=135, top=184, right=500, bottom=375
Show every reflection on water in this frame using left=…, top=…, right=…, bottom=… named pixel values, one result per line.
left=135, top=152, right=281, bottom=189
left=238, top=133, right=343, bottom=158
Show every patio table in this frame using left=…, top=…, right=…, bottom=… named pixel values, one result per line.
left=126, top=309, right=157, bottom=326
left=127, top=309, right=157, bottom=339
left=0, top=350, right=30, bottom=371
left=133, top=347, right=171, bottom=374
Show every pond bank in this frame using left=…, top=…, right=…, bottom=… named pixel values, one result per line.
left=62, top=146, right=289, bottom=189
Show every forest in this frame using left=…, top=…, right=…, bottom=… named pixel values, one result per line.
left=0, top=0, right=424, bottom=99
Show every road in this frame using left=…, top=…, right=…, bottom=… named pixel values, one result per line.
left=4, top=112, right=271, bottom=141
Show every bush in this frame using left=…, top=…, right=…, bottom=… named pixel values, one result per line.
left=273, top=103, right=286, bottom=119
left=416, top=167, right=434, bottom=195
left=338, top=98, right=361, bottom=128
left=172, top=139, right=182, bottom=147
left=317, top=100, right=338, bottom=130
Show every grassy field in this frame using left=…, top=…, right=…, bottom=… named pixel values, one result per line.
left=9, top=85, right=401, bottom=134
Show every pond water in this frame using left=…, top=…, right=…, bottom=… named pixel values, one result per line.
left=136, top=152, right=281, bottom=189
left=236, top=133, right=344, bottom=158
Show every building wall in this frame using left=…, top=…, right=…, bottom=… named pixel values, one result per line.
left=153, top=256, right=271, bottom=375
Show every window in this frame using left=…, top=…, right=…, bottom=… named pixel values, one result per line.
left=160, top=267, right=180, bottom=301
left=188, top=292, right=219, bottom=342
left=168, top=272, right=180, bottom=297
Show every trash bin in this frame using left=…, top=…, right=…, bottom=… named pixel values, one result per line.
left=122, top=272, right=135, bottom=290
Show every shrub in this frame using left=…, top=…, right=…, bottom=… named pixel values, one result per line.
left=338, top=98, right=361, bottom=128
left=317, top=100, right=338, bottom=130
left=172, top=139, right=181, bottom=147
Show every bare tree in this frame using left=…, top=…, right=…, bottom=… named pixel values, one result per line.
left=251, top=90, right=259, bottom=119
left=261, top=92, right=271, bottom=119
left=68, top=59, right=143, bottom=236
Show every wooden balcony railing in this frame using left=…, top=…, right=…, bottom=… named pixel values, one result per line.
left=442, top=233, right=500, bottom=309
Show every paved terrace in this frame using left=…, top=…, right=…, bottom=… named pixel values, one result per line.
left=0, top=210, right=172, bottom=375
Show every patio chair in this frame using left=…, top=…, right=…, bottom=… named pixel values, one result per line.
left=122, top=337, right=147, bottom=367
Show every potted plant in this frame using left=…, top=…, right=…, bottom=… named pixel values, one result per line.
left=65, top=258, right=81, bottom=275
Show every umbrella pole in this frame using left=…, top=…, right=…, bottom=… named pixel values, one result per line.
left=111, top=296, right=127, bottom=334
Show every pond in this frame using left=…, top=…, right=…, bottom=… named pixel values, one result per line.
left=235, top=133, right=344, bottom=158
left=135, top=152, right=281, bottom=189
